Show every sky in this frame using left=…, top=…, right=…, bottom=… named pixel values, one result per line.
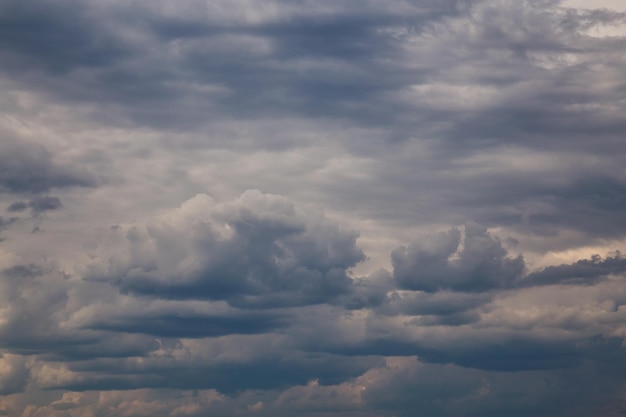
left=0, top=0, right=626, bottom=416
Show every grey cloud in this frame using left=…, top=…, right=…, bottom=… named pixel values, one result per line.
left=51, top=351, right=382, bottom=394
left=0, top=264, right=164, bottom=361
left=0, top=216, right=17, bottom=230
left=0, top=0, right=466, bottom=131
left=0, top=0, right=132, bottom=75
left=455, top=175, right=626, bottom=240
left=0, top=0, right=625, bottom=415
left=7, top=201, right=27, bottom=212
left=392, top=223, right=525, bottom=292
left=378, top=290, right=492, bottom=317
left=359, top=355, right=626, bottom=417
left=0, top=264, right=98, bottom=355
left=310, top=325, right=587, bottom=372
left=1, top=0, right=624, bottom=248
left=0, top=353, right=29, bottom=395
left=90, top=191, right=364, bottom=308
left=2, top=263, right=43, bottom=278
left=28, top=195, right=62, bottom=213
left=342, top=268, right=395, bottom=310
left=525, top=177, right=626, bottom=238
left=39, top=334, right=160, bottom=362
left=521, top=252, right=626, bottom=287
left=411, top=338, right=581, bottom=371
left=89, top=311, right=287, bottom=338
left=0, top=136, right=96, bottom=194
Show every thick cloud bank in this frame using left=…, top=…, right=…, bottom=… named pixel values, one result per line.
left=1, top=0, right=626, bottom=416
left=0, top=192, right=625, bottom=416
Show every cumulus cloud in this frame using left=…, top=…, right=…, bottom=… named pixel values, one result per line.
left=87, top=190, right=364, bottom=308
left=392, top=223, right=525, bottom=292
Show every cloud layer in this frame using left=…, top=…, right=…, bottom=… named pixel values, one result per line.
left=1, top=0, right=625, bottom=416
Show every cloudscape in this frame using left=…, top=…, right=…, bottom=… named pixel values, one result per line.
left=1, top=0, right=626, bottom=415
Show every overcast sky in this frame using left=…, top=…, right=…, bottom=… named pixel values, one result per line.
left=1, top=0, right=626, bottom=416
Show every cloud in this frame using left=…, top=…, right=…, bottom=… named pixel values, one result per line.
left=6, top=201, right=27, bottom=212
left=521, top=251, right=626, bottom=287
left=0, top=353, right=28, bottom=395
left=392, top=223, right=525, bottom=292
left=27, top=196, right=62, bottom=213
left=0, top=136, right=96, bottom=194
left=88, top=190, right=364, bottom=308
left=89, top=310, right=287, bottom=338
left=0, top=216, right=17, bottom=231
left=0, top=0, right=625, bottom=415
left=0, top=264, right=90, bottom=354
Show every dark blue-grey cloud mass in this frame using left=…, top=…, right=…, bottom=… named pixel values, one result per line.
left=89, top=311, right=287, bottom=338
left=0, top=136, right=96, bottom=194
left=392, top=223, right=525, bottom=292
left=1, top=0, right=626, bottom=416
left=0, top=201, right=625, bottom=416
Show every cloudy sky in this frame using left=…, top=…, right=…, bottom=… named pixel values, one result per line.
left=1, top=0, right=626, bottom=415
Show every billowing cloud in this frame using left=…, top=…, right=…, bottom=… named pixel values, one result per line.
left=392, top=223, right=525, bottom=292
left=87, top=190, right=364, bottom=308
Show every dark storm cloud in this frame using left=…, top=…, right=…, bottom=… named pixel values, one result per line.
left=452, top=174, right=626, bottom=239
left=0, top=136, right=96, bottom=194
left=39, top=335, right=160, bottom=362
left=526, top=177, right=626, bottom=238
left=0, top=0, right=623, bottom=156
left=342, top=269, right=395, bottom=310
left=0, top=0, right=466, bottom=129
left=392, top=223, right=525, bottom=293
left=1, top=0, right=624, bottom=246
left=89, top=311, right=287, bottom=338
left=411, top=338, right=581, bottom=371
left=308, top=327, right=585, bottom=371
left=52, top=351, right=382, bottom=394
left=358, top=355, right=626, bottom=417
left=0, top=0, right=132, bottom=74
